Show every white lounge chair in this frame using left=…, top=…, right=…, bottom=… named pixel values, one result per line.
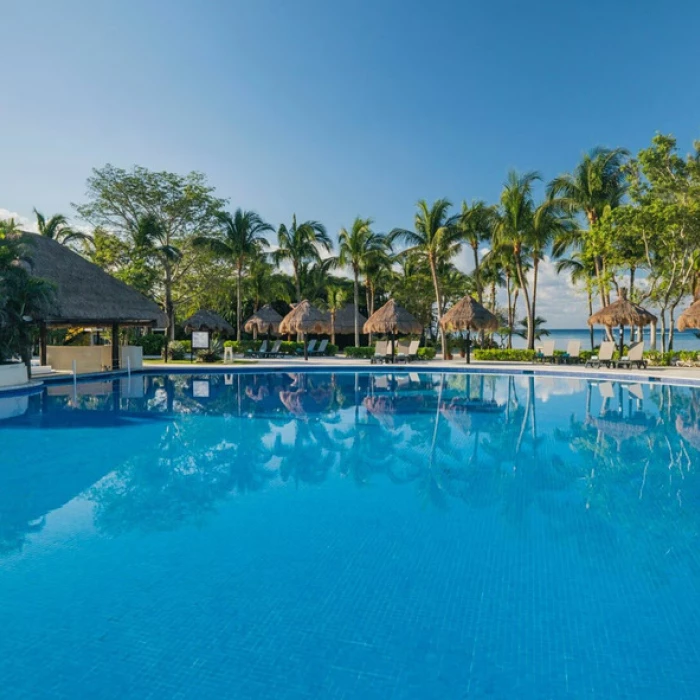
left=615, top=341, right=646, bottom=369
left=585, top=341, right=615, bottom=368
left=261, top=340, right=282, bottom=358
left=397, top=339, right=420, bottom=363
left=247, top=340, right=267, bottom=358
left=561, top=340, right=581, bottom=365
left=535, top=340, right=556, bottom=363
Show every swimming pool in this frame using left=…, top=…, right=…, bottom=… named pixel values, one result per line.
left=1, top=371, right=699, bottom=698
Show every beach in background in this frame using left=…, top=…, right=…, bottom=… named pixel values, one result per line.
left=507, top=327, right=700, bottom=351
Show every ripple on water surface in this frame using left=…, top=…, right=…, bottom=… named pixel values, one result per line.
left=1, top=371, right=699, bottom=698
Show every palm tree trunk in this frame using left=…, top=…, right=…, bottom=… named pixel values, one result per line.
left=472, top=243, right=482, bottom=304
left=429, top=256, right=447, bottom=359
left=587, top=281, right=594, bottom=350
left=331, top=312, right=336, bottom=345
left=236, top=261, right=243, bottom=342
left=531, top=257, right=540, bottom=333
left=353, top=269, right=360, bottom=347
left=514, top=255, right=533, bottom=350
left=506, top=277, right=513, bottom=349
left=165, top=262, right=175, bottom=341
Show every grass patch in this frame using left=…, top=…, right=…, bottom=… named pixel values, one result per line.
left=143, top=359, right=258, bottom=365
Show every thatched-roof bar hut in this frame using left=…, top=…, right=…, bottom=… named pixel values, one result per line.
left=588, top=288, right=657, bottom=357
left=278, top=301, right=330, bottom=360
left=20, top=233, right=165, bottom=368
left=439, top=295, right=498, bottom=364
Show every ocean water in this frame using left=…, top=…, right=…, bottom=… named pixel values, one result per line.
left=1, top=371, right=699, bottom=698
left=509, top=327, right=700, bottom=351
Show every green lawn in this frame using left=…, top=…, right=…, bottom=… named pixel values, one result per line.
left=143, top=359, right=258, bottom=365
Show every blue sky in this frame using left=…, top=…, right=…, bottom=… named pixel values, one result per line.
left=2, top=0, right=699, bottom=326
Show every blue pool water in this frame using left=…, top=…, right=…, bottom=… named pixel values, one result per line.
left=1, top=371, right=699, bottom=698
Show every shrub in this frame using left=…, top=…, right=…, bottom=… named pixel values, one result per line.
left=417, top=347, right=436, bottom=360
left=223, top=339, right=258, bottom=354
left=472, top=349, right=536, bottom=362
left=168, top=340, right=191, bottom=360
left=344, top=346, right=375, bottom=359
left=132, top=333, right=166, bottom=355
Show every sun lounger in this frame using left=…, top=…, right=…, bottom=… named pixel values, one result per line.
left=310, top=339, right=328, bottom=356
left=396, top=339, right=420, bottom=363
left=585, top=341, right=615, bottom=368
left=371, top=340, right=389, bottom=364
left=261, top=340, right=282, bottom=358
left=559, top=340, right=581, bottom=365
left=615, top=341, right=646, bottom=369
left=246, top=340, right=267, bottom=358
left=535, top=340, right=556, bottom=363
left=297, top=339, right=317, bottom=356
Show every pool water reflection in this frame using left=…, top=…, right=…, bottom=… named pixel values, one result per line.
left=1, top=372, right=700, bottom=698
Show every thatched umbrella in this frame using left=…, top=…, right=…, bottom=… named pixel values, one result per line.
left=676, top=298, right=700, bottom=331
left=439, top=295, right=498, bottom=364
left=244, top=305, right=283, bottom=341
left=363, top=299, right=422, bottom=363
left=325, top=304, right=367, bottom=341
left=588, top=288, right=657, bottom=358
left=278, top=300, right=330, bottom=360
left=182, top=309, right=234, bottom=335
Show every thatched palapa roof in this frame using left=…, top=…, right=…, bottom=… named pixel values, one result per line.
left=363, top=299, right=422, bottom=335
left=676, top=298, right=700, bottom=331
left=20, top=233, right=166, bottom=327
left=588, top=288, right=656, bottom=327
left=325, top=304, right=367, bottom=334
left=182, top=309, right=234, bottom=334
left=278, top=300, right=330, bottom=335
left=244, top=305, right=283, bottom=334
left=440, top=295, right=498, bottom=332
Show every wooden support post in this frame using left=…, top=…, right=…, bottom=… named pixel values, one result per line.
left=111, top=323, right=120, bottom=370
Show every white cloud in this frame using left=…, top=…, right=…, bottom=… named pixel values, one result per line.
left=0, top=207, right=36, bottom=232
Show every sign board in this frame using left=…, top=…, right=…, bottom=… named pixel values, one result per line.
left=192, top=331, right=210, bottom=349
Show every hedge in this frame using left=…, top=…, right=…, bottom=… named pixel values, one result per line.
left=417, top=347, right=436, bottom=360
left=223, top=339, right=338, bottom=356
left=131, top=333, right=166, bottom=355
left=344, top=347, right=376, bottom=359
left=473, top=349, right=536, bottom=362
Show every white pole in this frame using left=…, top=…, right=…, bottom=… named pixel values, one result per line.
left=72, top=359, right=77, bottom=405
left=127, top=356, right=131, bottom=379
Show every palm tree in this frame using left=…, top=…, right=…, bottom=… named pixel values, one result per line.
left=0, top=218, right=22, bottom=236
left=390, top=199, right=461, bottom=359
left=245, top=252, right=290, bottom=312
left=336, top=217, right=383, bottom=345
left=34, top=209, right=89, bottom=245
left=494, top=171, right=540, bottom=349
left=458, top=200, right=496, bottom=305
left=556, top=253, right=596, bottom=348
left=547, top=147, right=629, bottom=308
left=326, top=285, right=347, bottom=345
left=194, top=209, right=272, bottom=340
left=274, top=215, right=332, bottom=303
left=129, top=214, right=185, bottom=340
left=529, top=201, right=576, bottom=327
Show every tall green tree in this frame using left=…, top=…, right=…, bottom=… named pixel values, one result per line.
left=194, top=209, right=273, bottom=340
left=34, top=209, right=89, bottom=245
left=548, top=147, right=628, bottom=309
left=274, top=215, right=331, bottom=303
left=74, top=164, right=225, bottom=338
left=494, top=171, right=540, bottom=350
left=390, top=199, right=461, bottom=358
left=458, top=200, right=496, bottom=305
left=336, top=217, right=381, bottom=345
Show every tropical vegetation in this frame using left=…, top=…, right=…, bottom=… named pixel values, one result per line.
left=2, top=132, right=700, bottom=359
